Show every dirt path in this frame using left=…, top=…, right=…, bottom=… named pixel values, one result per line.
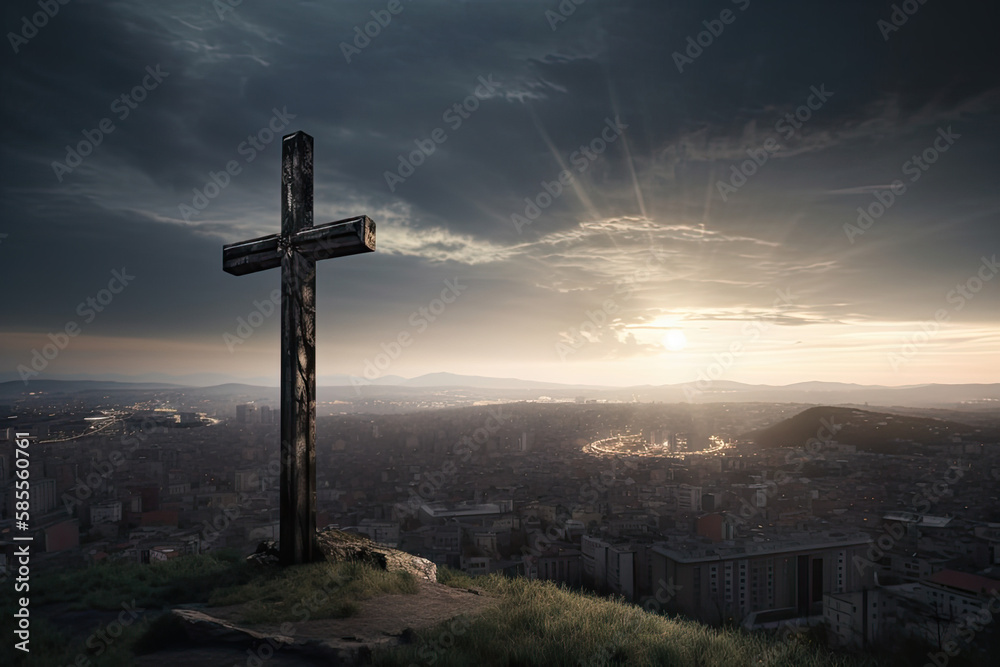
left=210, top=578, right=492, bottom=643
left=135, top=580, right=494, bottom=666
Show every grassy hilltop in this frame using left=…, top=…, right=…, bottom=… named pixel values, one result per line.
left=374, top=569, right=881, bottom=667
left=0, top=550, right=912, bottom=667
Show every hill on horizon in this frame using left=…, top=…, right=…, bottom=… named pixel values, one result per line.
left=744, top=406, right=997, bottom=454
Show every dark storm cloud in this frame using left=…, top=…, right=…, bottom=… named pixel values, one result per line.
left=1, top=0, right=998, bottom=383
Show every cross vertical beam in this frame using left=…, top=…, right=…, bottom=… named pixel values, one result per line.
left=222, top=130, right=375, bottom=567
left=280, top=132, right=316, bottom=566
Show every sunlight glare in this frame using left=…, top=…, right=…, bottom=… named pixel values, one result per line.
left=661, top=329, right=688, bottom=352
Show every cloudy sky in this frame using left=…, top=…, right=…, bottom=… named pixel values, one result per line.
left=2, top=0, right=998, bottom=387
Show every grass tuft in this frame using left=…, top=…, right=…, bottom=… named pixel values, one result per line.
left=32, top=549, right=251, bottom=610
left=373, top=574, right=885, bottom=667
left=207, top=560, right=418, bottom=624
left=6, top=552, right=419, bottom=664
left=436, top=565, right=477, bottom=590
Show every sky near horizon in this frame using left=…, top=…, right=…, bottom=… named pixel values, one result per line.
left=1, top=0, right=999, bottom=387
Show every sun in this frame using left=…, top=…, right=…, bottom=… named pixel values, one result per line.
left=660, top=329, right=688, bottom=352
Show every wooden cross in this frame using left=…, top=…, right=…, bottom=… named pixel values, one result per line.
left=222, top=131, right=375, bottom=565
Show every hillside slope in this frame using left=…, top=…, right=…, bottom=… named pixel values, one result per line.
left=744, top=405, right=996, bottom=453
left=5, top=534, right=898, bottom=667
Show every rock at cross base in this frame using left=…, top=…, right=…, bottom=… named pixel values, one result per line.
left=313, top=528, right=437, bottom=581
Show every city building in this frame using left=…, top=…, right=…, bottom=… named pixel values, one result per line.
left=582, top=536, right=638, bottom=599
left=824, top=588, right=882, bottom=650
left=90, top=500, right=123, bottom=525
left=357, top=519, right=400, bottom=546
left=259, top=405, right=273, bottom=425
left=236, top=404, right=256, bottom=424
left=650, top=531, right=874, bottom=624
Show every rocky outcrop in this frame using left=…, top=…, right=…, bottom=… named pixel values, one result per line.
left=313, top=529, right=437, bottom=581
left=245, top=539, right=280, bottom=566
left=172, top=608, right=295, bottom=646
left=170, top=608, right=383, bottom=664
left=244, top=530, right=437, bottom=581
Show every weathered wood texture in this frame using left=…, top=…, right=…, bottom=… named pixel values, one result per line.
left=223, top=217, right=375, bottom=276
left=221, top=131, right=375, bottom=565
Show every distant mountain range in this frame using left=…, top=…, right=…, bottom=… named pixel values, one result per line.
left=0, top=371, right=601, bottom=390
left=2, top=373, right=999, bottom=409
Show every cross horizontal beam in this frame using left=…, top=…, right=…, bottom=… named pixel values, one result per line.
left=222, top=215, right=376, bottom=276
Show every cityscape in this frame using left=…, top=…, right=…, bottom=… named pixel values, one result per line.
left=1, top=378, right=998, bottom=663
